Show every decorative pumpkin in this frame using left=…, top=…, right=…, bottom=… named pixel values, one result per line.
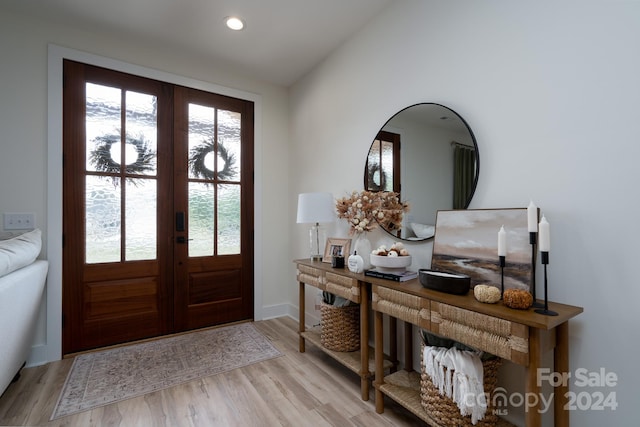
left=473, top=284, right=501, bottom=304
left=503, top=289, right=533, bottom=310
left=347, top=252, right=364, bottom=273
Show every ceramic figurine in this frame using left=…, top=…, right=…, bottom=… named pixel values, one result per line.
left=347, top=251, right=364, bottom=273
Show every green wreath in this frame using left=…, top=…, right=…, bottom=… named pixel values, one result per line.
left=89, top=133, right=156, bottom=186
left=188, top=138, right=237, bottom=183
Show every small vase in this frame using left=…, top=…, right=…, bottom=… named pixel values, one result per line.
left=353, top=233, right=372, bottom=270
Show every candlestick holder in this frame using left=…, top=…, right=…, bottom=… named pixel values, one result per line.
left=530, top=232, right=544, bottom=309
left=534, top=251, right=558, bottom=316
left=499, top=255, right=505, bottom=297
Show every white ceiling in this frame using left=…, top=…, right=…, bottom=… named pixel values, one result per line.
left=1, top=0, right=393, bottom=86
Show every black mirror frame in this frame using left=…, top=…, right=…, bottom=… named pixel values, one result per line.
left=364, top=103, right=480, bottom=241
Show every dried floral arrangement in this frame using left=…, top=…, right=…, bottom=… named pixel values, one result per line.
left=335, top=190, right=409, bottom=235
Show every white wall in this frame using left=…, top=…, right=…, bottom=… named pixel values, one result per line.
left=0, top=10, right=291, bottom=363
left=290, top=1, right=639, bottom=425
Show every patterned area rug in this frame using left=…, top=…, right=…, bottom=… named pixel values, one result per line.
left=51, top=322, right=282, bottom=419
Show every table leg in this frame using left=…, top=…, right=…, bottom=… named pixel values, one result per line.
left=374, top=310, right=384, bottom=413
left=404, top=321, right=413, bottom=372
left=554, top=322, right=570, bottom=427
left=299, top=281, right=305, bottom=353
left=526, top=327, right=542, bottom=427
left=389, top=316, right=398, bottom=372
left=360, top=282, right=370, bottom=401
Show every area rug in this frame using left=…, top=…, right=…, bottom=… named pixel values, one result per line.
left=51, top=322, right=282, bottom=419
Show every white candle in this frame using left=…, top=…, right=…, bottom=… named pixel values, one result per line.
left=498, top=225, right=507, bottom=256
left=539, top=216, right=550, bottom=252
left=528, top=200, right=538, bottom=232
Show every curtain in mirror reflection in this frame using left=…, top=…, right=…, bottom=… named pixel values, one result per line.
left=453, top=143, right=476, bottom=209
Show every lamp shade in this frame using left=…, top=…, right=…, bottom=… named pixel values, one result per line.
left=296, top=192, right=335, bottom=224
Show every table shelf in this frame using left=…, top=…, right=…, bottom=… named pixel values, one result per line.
left=377, top=370, right=515, bottom=427
left=301, top=327, right=393, bottom=376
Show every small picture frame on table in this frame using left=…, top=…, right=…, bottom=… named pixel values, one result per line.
left=323, top=238, right=351, bottom=263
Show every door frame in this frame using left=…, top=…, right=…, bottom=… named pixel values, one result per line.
left=40, top=44, right=264, bottom=363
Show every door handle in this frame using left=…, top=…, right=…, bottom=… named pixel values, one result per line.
left=176, top=236, right=193, bottom=244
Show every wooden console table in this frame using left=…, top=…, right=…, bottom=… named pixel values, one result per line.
left=371, top=279, right=583, bottom=427
left=294, top=259, right=583, bottom=426
left=295, top=259, right=378, bottom=401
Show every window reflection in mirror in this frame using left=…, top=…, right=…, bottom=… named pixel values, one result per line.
left=365, top=131, right=400, bottom=193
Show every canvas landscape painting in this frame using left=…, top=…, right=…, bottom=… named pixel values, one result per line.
left=431, top=208, right=533, bottom=291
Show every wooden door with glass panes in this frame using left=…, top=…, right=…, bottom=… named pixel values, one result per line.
left=62, top=60, right=254, bottom=354
left=172, top=86, right=254, bottom=331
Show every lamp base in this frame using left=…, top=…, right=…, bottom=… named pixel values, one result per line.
left=309, top=223, right=326, bottom=262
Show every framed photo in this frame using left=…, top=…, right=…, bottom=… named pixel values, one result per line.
left=323, top=238, right=351, bottom=263
left=431, top=208, right=533, bottom=291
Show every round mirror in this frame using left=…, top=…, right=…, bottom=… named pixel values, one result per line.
left=364, top=103, right=479, bottom=241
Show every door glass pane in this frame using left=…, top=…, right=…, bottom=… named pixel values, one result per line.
left=217, top=109, right=241, bottom=182
left=85, top=83, right=159, bottom=264
left=86, top=83, right=121, bottom=172
left=189, top=182, right=214, bottom=257
left=86, top=176, right=121, bottom=263
left=381, top=140, right=394, bottom=192
left=218, top=184, right=241, bottom=255
left=186, top=103, right=242, bottom=257
left=188, top=104, right=215, bottom=180
left=125, top=91, right=157, bottom=175
left=126, top=178, right=157, bottom=261
left=367, top=140, right=382, bottom=189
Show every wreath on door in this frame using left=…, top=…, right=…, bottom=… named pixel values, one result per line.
left=366, top=163, right=388, bottom=192
left=188, top=138, right=237, bottom=183
left=89, top=133, right=156, bottom=186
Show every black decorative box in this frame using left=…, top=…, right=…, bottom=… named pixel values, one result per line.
left=418, top=269, right=470, bottom=295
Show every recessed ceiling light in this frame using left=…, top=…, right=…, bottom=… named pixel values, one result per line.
left=225, top=16, right=245, bottom=31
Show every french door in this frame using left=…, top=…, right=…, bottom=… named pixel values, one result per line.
left=62, top=60, right=254, bottom=354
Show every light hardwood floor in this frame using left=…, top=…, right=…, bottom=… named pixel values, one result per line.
left=0, top=317, right=424, bottom=426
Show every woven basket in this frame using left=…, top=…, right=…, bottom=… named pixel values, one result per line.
left=320, top=301, right=360, bottom=352
left=420, top=345, right=502, bottom=427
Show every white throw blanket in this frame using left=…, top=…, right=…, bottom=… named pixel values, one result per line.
left=423, top=345, right=486, bottom=424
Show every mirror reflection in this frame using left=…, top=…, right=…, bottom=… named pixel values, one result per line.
left=364, top=103, right=479, bottom=241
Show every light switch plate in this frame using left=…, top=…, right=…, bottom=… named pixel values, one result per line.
left=3, top=212, right=36, bottom=230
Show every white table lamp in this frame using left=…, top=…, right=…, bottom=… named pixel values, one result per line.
left=297, top=192, right=335, bottom=261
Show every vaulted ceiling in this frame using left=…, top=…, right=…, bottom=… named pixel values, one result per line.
left=2, top=0, right=393, bottom=86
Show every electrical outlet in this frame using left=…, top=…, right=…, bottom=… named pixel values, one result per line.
left=3, top=212, right=36, bottom=230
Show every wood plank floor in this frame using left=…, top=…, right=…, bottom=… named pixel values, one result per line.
left=0, top=317, right=425, bottom=426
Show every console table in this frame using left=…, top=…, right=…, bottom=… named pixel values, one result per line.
left=372, top=279, right=583, bottom=427
left=295, top=259, right=378, bottom=401
left=294, top=259, right=583, bottom=426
